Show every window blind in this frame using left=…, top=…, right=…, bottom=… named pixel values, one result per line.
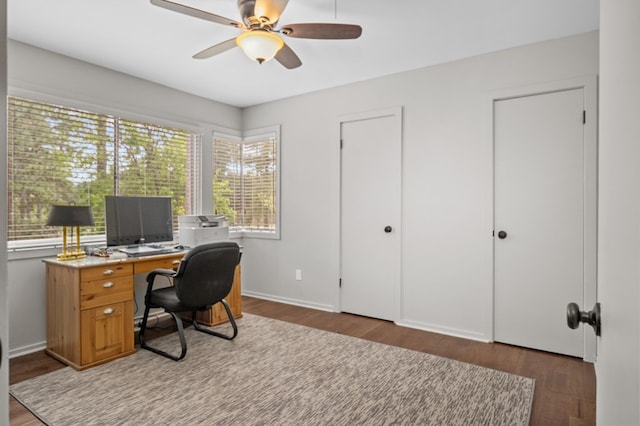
left=242, top=137, right=277, bottom=231
left=213, top=132, right=278, bottom=234
left=116, top=118, right=200, bottom=220
left=7, top=96, right=200, bottom=244
left=213, top=137, right=243, bottom=226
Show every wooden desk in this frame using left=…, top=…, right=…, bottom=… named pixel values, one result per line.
left=43, top=251, right=242, bottom=370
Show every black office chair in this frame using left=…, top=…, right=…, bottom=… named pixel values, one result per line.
left=139, top=241, right=241, bottom=361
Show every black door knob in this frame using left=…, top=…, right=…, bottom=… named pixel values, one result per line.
left=567, top=302, right=601, bottom=336
left=497, top=230, right=507, bottom=239
left=566, top=303, right=581, bottom=329
left=384, top=226, right=392, bottom=233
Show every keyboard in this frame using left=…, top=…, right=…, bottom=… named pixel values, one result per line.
left=117, top=246, right=178, bottom=257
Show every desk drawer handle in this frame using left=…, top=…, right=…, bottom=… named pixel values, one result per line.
left=103, top=269, right=114, bottom=275
left=172, top=260, right=181, bottom=265
left=103, top=282, right=115, bottom=289
left=103, top=308, right=115, bottom=315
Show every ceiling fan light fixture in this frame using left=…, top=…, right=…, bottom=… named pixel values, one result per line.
left=236, top=30, right=284, bottom=64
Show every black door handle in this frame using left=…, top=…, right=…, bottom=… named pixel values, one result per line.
left=497, top=230, right=507, bottom=239
left=384, top=226, right=392, bottom=233
left=567, top=302, right=601, bottom=336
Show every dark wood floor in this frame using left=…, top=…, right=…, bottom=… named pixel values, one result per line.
left=10, top=296, right=595, bottom=425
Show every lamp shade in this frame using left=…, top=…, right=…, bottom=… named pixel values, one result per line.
left=46, top=205, right=95, bottom=226
left=236, top=30, right=284, bottom=64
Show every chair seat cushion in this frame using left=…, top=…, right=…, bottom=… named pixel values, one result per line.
left=149, top=287, right=201, bottom=312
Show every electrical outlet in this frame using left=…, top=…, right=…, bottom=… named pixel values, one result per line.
left=295, top=269, right=302, bottom=281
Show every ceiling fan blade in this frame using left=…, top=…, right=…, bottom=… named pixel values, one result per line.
left=254, top=0, right=290, bottom=24
left=280, top=23, right=362, bottom=39
left=275, top=43, right=302, bottom=69
left=193, top=38, right=238, bottom=59
left=150, top=0, right=244, bottom=28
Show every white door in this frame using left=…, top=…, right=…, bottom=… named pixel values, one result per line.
left=494, top=89, right=587, bottom=357
left=340, top=108, right=401, bottom=321
left=596, top=2, right=640, bottom=423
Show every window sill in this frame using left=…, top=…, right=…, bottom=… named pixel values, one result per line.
left=230, top=229, right=279, bottom=240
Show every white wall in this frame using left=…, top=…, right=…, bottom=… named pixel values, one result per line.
left=6, top=40, right=242, bottom=356
left=8, top=40, right=241, bottom=131
left=596, top=1, right=640, bottom=423
left=7, top=32, right=599, bottom=354
left=241, top=31, right=598, bottom=341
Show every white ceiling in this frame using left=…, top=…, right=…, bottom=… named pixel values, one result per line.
left=8, top=0, right=599, bottom=108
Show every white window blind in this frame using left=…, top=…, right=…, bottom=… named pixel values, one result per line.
left=213, top=136, right=243, bottom=226
left=242, top=137, right=278, bottom=231
left=115, top=118, right=200, bottom=219
left=213, top=129, right=279, bottom=236
left=7, top=96, right=200, bottom=244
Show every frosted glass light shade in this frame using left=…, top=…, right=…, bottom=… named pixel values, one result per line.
left=237, top=30, right=284, bottom=64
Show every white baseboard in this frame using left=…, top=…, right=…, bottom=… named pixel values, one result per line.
left=242, top=291, right=335, bottom=313
left=395, top=319, right=491, bottom=343
left=9, top=341, right=46, bottom=359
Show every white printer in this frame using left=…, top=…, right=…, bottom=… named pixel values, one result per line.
left=178, top=215, right=229, bottom=248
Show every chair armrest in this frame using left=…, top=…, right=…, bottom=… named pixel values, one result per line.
left=144, top=268, right=178, bottom=303
left=146, top=268, right=177, bottom=285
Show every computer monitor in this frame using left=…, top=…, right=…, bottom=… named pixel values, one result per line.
left=105, top=195, right=173, bottom=247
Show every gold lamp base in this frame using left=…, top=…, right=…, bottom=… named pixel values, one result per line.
left=56, top=250, right=87, bottom=261
left=55, top=225, right=87, bottom=261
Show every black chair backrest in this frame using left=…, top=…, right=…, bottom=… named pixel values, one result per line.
left=173, top=241, right=241, bottom=309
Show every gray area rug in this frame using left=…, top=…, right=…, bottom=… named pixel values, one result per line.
left=11, top=314, right=534, bottom=425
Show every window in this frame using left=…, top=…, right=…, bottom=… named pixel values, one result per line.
left=7, top=97, right=200, bottom=246
left=213, top=127, right=280, bottom=238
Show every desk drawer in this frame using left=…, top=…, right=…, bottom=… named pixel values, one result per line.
left=81, top=276, right=133, bottom=310
left=81, top=263, right=133, bottom=282
left=134, top=256, right=183, bottom=274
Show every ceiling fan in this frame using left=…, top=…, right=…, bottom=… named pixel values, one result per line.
left=150, top=0, right=363, bottom=69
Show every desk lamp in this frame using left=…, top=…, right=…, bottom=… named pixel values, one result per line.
left=46, top=204, right=94, bottom=261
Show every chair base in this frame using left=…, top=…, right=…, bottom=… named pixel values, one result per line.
left=192, top=299, right=238, bottom=340
left=139, top=299, right=238, bottom=361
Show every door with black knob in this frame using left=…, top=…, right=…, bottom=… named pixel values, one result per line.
left=493, top=87, right=596, bottom=359
left=340, top=108, right=401, bottom=321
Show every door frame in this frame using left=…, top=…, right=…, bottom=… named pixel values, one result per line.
left=336, top=107, right=403, bottom=321
left=489, top=76, right=598, bottom=361
left=0, top=0, right=8, bottom=421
